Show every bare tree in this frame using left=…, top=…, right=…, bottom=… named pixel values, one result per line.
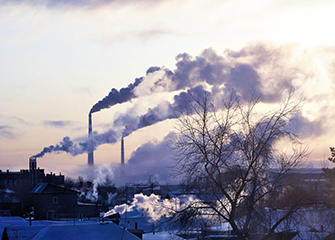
left=171, top=91, right=311, bottom=240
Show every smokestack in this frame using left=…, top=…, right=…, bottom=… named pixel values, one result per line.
left=121, top=137, right=125, bottom=177
left=29, top=157, right=37, bottom=186
left=29, top=157, right=37, bottom=172
left=88, top=113, right=92, bottom=135
left=121, top=137, right=125, bottom=165
left=88, top=113, right=94, bottom=165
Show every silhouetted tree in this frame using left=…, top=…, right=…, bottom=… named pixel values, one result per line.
left=171, top=91, right=312, bottom=240
left=322, top=167, right=335, bottom=206
left=63, top=177, right=76, bottom=189
left=328, top=147, right=335, bottom=164
left=322, top=149, right=335, bottom=207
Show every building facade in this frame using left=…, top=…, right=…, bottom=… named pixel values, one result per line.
left=0, top=158, right=65, bottom=208
left=32, top=183, right=78, bottom=220
left=32, top=183, right=100, bottom=220
left=0, top=158, right=64, bottom=189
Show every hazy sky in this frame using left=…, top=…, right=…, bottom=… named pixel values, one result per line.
left=1, top=0, right=335, bottom=183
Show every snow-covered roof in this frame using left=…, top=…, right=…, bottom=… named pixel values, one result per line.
left=31, top=183, right=79, bottom=194
left=31, top=223, right=140, bottom=240
left=1, top=219, right=140, bottom=240
left=0, top=192, right=22, bottom=203
left=31, top=183, right=48, bottom=194
left=77, top=201, right=98, bottom=206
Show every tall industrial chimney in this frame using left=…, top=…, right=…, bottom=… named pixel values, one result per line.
left=88, top=113, right=94, bottom=165
left=121, top=137, right=125, bottom=165
left=121, top=137, right=125, bottom=177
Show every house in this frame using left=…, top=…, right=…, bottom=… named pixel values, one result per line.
left=31, top=183, right=78, bottom=220
left=31, top=183, right=101, bottom=220
left=76, top=201, right=100, bottom=220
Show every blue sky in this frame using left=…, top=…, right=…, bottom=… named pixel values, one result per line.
left=1, top=0, right=335, bottom=182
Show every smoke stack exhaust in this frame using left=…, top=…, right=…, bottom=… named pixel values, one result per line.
left=121, top=137, right=125, bottom=165
left=88, top=113, right=94, bottom=165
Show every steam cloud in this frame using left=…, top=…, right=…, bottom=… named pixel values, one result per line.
left=111, top=133, right=177, bottom=185
left=118, top=85, right=208, bottom=138
left=104, top=192, right=198, bottom=223
left=33, top=43, right=332, bottom=162
left=104, top=193, right=164, bottom=221
left=31, top=129, right=119, bottom=158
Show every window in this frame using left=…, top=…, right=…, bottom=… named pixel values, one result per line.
left=53, top=196, right=58, bottom=204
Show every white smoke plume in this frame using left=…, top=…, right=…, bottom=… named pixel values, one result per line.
left=110, top=43, right=335, bottom=141
left=31, top=129, right=119, bottom=158
left=112, top=132, right=178, bottom=185
left=104, top=193, right=198, bottom=223
left=33, top=43, right=335, bottom=161
left=91, top=163, right=115, bottom=200
left=115, top=85, right=208, bottom=138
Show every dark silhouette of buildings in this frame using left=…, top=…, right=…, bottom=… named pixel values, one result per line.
left=0, top=191, right=22, bottom=217
left=0, top=158, right=64, bottom=188
left=0, top=158, right=101, bottom=219
left=32, top=183, right=78, bottom=220
left=32, top=183, right=100, bottom=220
left=0, top=158, right=65, bottom=212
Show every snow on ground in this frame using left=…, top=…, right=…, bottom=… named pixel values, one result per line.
left=143, top=232, right=182, bottom=240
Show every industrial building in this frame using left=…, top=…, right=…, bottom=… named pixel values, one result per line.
left=0, top=158, right=64, bottom=188
left=0, top=158, right=64, bottom=210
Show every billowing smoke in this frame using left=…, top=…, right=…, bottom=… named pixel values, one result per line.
left=32, top=136, right=82, bottom=158
left=114, top=133, right=177, bottom=184
left=89, top=67, right=163, bottom=115
left=72, top=132, right=177, bottom=186
left=91, top=47, right=265, bottom=120
left=92, top=163, right=115, bottom=200
left=33, top=43, right=333, bottom=161
left=104, top=192, right=197, bottom=223
left=289, top=114, right=324, bottom=139
left=31, top=129, right=119, bottom=158
left=89, top=78, right=143, bottom=115
left=104, top=193, right=163, bottom=221
left=105, top=193, right=167, bottom=222
left=118, top=85, right=209, bottom=138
